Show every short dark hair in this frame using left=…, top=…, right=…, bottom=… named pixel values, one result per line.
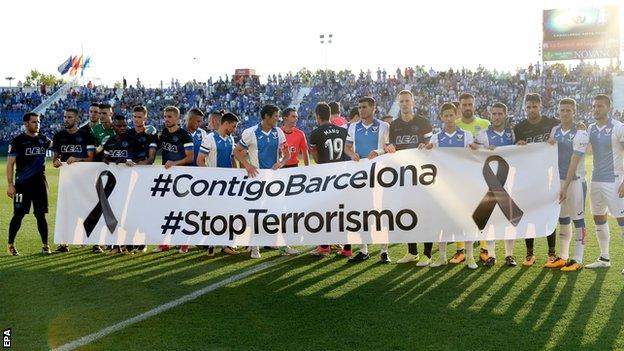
left=315, top=102, right=331, bottom=121
left=459, top=93, right=475, bottom=101
left=113, top=114, right=126, bottom=122
left=328, top=102, right=340, bottom=115
left=260, top=104, right=280, bottom=119
left=282, top=107, right=297, bottom=118
left=133, top=105, right=147, bottom=114
left=65, top=107, right=79, bottom=115
left=524, top=93, right=542, bottom=104
left=188, top=108, right=204, bottom=118
left=90, top=102, right=100, bottom=108
left=358, top=96, right=375, bottom=107
left=348, top=107, right=359, bottom=120
left=559, top=98, right=576, bottom=108
left=594, top=94, right=611, bottom=107
left=440, top=103, right=457, bottom=115
left=23, top=112, right=39, bottom=122
left=99, top=102, right=112, bottom=110
left=491, top=102, right=508, bottom=114
left=221, top=112, right=240, bottom=124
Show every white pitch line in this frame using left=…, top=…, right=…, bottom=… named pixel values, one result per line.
left=52, top=253, right=303, bottom=351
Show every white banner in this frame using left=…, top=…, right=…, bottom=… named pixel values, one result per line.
left=54, top=144, right=559, bottom=246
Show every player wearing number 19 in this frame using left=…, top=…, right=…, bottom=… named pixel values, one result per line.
left=309, top=102, right=348, bottom=256
left=6, top=112, right=52, bottom=256
left=310, top=102, right=347, bottom=164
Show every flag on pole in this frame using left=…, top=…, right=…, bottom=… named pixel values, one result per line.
left=81, top=56, right=91, bottom=77
left=70, top=55, right=83, bottom=76
left=57, top=56, right=73, bottom=75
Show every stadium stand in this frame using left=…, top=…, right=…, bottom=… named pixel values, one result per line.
left=1, top=62, right=621, bottom=144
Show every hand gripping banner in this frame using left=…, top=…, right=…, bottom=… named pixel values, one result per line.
left=83, top=170, right=118, bottom=237
left=472, top=155, right=524, bottom=230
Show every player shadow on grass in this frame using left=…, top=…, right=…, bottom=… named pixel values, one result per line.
left=3, top=250, right=310, bottom=350
left=0, top=248, right=112, bottom=273
left=232, top=255, right=621, bottom=350
left=4, top=246, right=624, bottom=350
left=254, top=250, right=370, bottom=293
left=593, top=275, right=624, bottom=349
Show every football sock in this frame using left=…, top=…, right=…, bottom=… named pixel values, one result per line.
left=8, top=212, right=25, bottom=244
left=573, top=219, right=586, bottom=263
left=595, top=220, right=610, bottom=260
left=559, top=218, right=572, bottom=260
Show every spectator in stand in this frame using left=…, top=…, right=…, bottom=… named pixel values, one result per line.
left=1, top=62, right=619, bottom=146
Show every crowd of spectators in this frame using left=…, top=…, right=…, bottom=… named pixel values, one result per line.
left=0, top=89, right=47, bottom=140
left=0, top=61, right=621, bottom=143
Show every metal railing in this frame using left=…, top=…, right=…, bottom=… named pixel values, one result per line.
left=33, top=79, right=77, bottom=115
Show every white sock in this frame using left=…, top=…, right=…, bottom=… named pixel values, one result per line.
left=360, top=244, right=369, bottom=255
left=595, top=223, right=610, bottom=260
left=438, top=242, right=447, bottom=261
left=559, top=223, right=572, bottom=260
left=487, top=240, right=496, bottom=259
left=504, top=240, right=514, bottom=257
left=465, top=241, right=474, bottom=260
left=380, top=244, right=388, bottom=254
left=573, top=227, right=586, bottom=263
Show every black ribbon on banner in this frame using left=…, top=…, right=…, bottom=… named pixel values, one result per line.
left=472, top=155, right=524, bottom=230
left=83, top=170, right=118, bottom=237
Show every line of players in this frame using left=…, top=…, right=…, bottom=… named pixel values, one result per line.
left=6, top=92, right=623, bottom=274
left=6, top=102, right=307, bottom=257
